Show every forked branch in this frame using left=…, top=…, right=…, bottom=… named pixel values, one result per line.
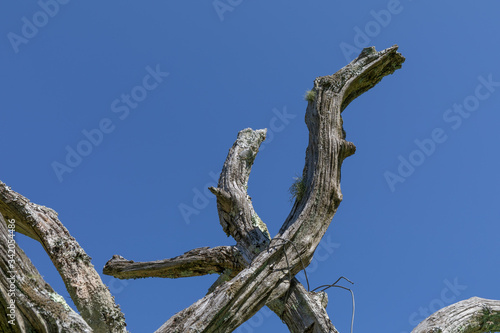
left=155, top=45, right=405, bottom=333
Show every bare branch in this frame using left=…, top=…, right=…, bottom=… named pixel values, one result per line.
left=211, top=127, right=340, bottom=332
left=0, top=213, right=92, bottom=332
left=412, top=296, right=500, bottom=333
left=0, top=181, right=127, bottom=333
left=103, top=246, right=244, bottom=279
left=211, top=128, right=271, bottom=260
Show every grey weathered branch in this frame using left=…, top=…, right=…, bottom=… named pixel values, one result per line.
left=0, top=181, right=127, bottom=333
left=105, top=127, right=338, bottom=332
left=209, top=128, right=271, bottom=260
left=209, top=127, right=339, bottom=332
left=154, top=45, right=405, bottom=333
left=412, top=296, right=500, bottom=333
left=267, top=280, right=336, bottom=333
left=103, top=246, right=244, bottom=279
left=0, top=213, right=92, bottom=332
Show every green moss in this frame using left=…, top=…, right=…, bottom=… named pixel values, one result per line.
left=289, top=175, right=306, bottom=202
left=221, top=269, right=233, bottom=282
left=478, top=307, right=500, bottom=331
left=304, top=90, right=316, bottom=102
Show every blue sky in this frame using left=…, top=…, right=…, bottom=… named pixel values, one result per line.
left=1, top=1, right=500, bottom=332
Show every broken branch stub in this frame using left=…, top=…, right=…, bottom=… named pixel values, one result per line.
left=103, top=246, right=244, bottom=280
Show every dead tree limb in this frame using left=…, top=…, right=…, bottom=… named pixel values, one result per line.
left=412, top=296, right=500, bottom=333
left=0, top=213, right=92, bottom=333
left=104, top=45, right=405, bottom=333
left=208, top=127, right=338, bottom=332
left=149, top=45, right=404, bottom=332
left=105, top=128, right=339, bottom=332
left=103, top=246, right=244, bottom=279
left=0, top=182, right=127, bottom=333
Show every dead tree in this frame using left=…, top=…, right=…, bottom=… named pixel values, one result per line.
left=1, top=45, right=499, bottom=333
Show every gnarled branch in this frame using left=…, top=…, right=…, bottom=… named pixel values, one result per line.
left=0, top=213, right=92, bottom=332
left=0, top=181, right=127, bottom=332
left=210, top=127, right=339, bottom=332
left=103, top=246, right=244, bottom=279
left=155, top=45, right=405, bottom=333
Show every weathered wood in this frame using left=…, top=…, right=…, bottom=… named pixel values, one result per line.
left=209, top=127, right=339, bottom=332
left=210, top=128, right=271, bottom=261
left=267, top=280, right=336, bottom=333
left=103, top=246, right=244, bottom=279
left=412, top=297, right=500, bottom=333
left=0, top=213, right=92, bottom=332
left=154, top=45, right=405, bottom=333
left=105, top=127, right=340, bottom=332
left=1, top=45, right=498, bottom=333
left=0, top=181, right=127, bottom=333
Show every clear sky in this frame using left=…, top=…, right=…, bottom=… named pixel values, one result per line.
left=1, top=1, right=500, bottom=332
